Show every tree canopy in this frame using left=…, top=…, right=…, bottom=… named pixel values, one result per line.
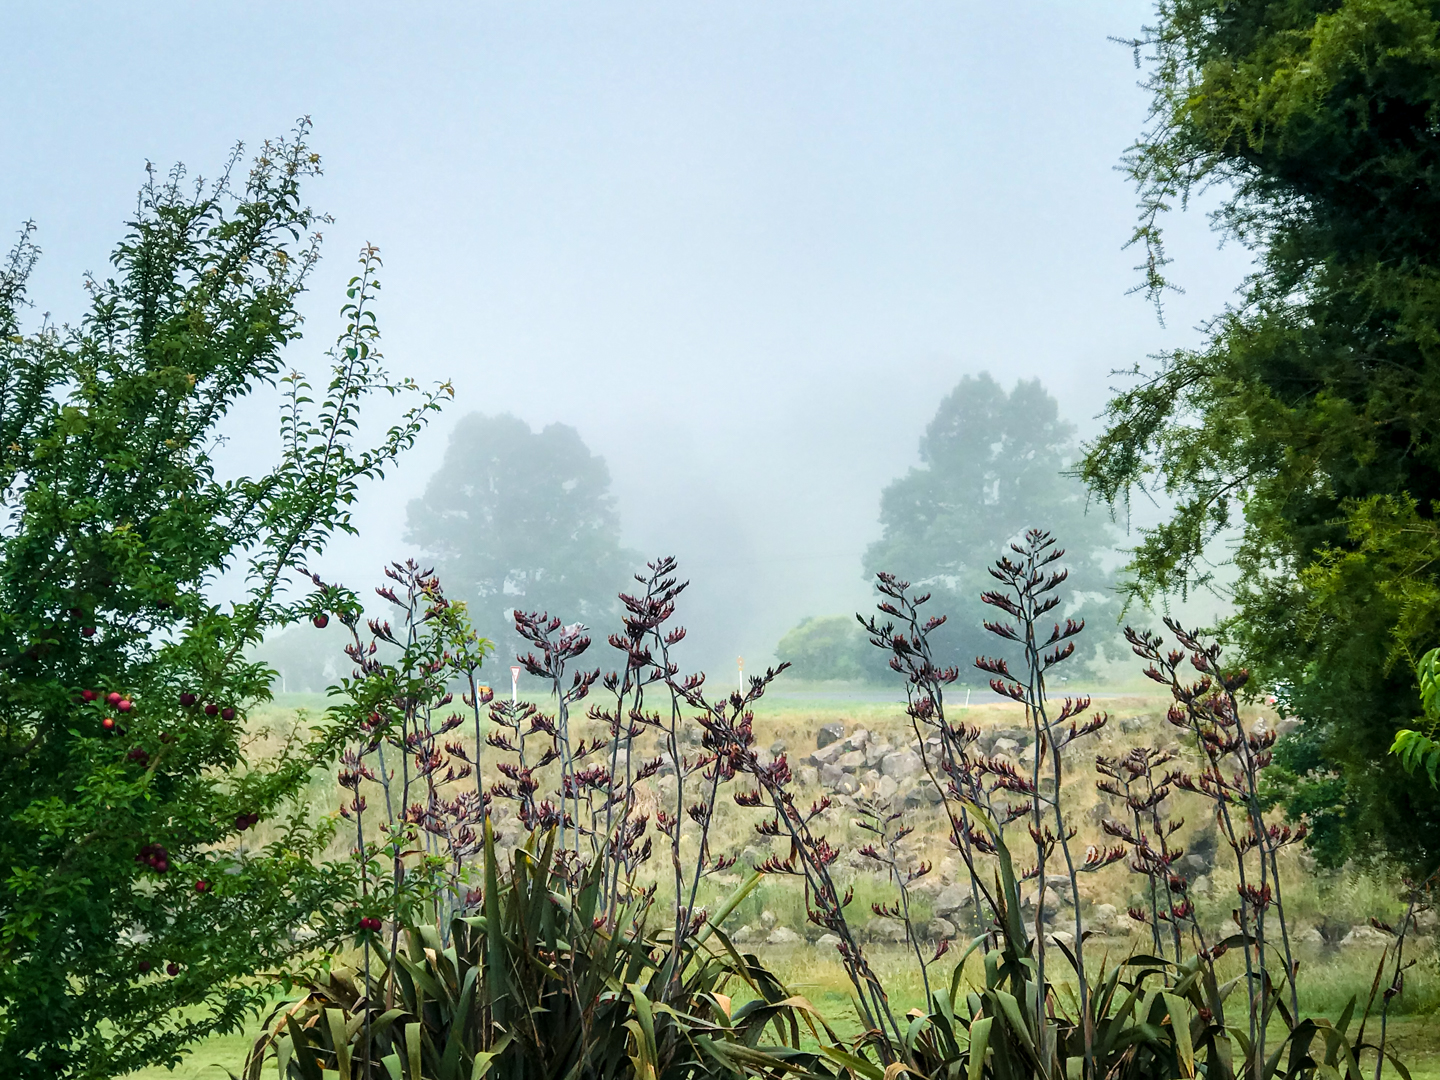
left=405, top=413, right=635, bottom=641
left=865, top=373, right=1118, bottom=680
left=0, top=128, right=446, bottom=1076
left=1081, top=0, right=1440, bottom=868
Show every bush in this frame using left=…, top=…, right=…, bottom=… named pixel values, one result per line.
left=0, top=126, right=447, bottom=1077
left=776, top=615, right=889, bottom=683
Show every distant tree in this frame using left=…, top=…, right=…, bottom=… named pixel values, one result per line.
left=405, top=413, right=635, bottom=639
left=776, top=615, right=890, bottom=683
left=864, top=373, right=1118, bottom=678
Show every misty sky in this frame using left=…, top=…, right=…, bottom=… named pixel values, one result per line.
left=4, top=3, right=1251, bottom=674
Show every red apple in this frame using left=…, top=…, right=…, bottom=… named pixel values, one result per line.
left=312, top=614, right=329, bottom=629
left=101, top=717, right=115, bottom=731
left=166, top=962, right=179, bottom=976
left=221, top=707, right=235, bottom=721
left=179, top=692, right=196, bottom=708
left=138, top=960, right=151, bottom=973
left=80, top=627, right=96, bottom=638
left=81, top=689, right=98, bottom=702
left=106, top=692, right=122, bottom=706
left=204, top=703, right=218, bottom=716
left=117, top=699, right=133, bottom=713
left=195, top=880, right=209, bottom=893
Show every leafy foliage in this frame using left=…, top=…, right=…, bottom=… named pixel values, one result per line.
left=242, top=828, right=843, bottom=1080
left=1081, top=0, right=1440, bottom=870
left=403, top=412, right=636, bottom=647
left=1392, top=647, right=1440, bottom=786
left=0, top=127, right=447, bottom=1077
left=866, top=374, right=1117, bottom=678
left=774, top=615, right=889, bottom=683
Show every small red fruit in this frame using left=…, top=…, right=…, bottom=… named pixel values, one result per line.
left=221, top=707, right=235, bottom=721
left=155, top=860, right=168, bottom=874
left=117, top=699, right=133, bottom=713
left=81, top=689, right=98, bottom=702
left=166, top=962, right=179, bottom=976
left=195, top=880, right=209, bottom=893
left=102, top=717, right=115, bottom=731
left=312, top=614, right=329, bottom=629
left=204, top=703, right=218, bottom=716
left=138, top=960, right=151, bottom=973
left=179, top=692, right=196, bottom=708
left=68, top=607, right=84, bottom=619
left=80, top=627, right=96, bottom=638
left=106, top=692, right=122, bottom=706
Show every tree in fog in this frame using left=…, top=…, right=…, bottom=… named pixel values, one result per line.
left=405, top=413, right=635, bottom=637
left=863, top=373, right=1117, bottom=676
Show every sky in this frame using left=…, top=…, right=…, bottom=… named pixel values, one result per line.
left=3, top=2, right=1251, bottom=674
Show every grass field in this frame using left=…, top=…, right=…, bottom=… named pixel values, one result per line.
left=124, top=687, right=1440, bottom=1077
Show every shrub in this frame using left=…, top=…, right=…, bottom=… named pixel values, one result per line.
left=0, top=126, right=447, bottom=1077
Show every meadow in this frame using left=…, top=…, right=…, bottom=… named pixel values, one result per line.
left=127, top=685, right=1440, bottom=1078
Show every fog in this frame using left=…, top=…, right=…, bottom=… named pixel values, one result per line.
left=3, top=3, right=1251, bottom=677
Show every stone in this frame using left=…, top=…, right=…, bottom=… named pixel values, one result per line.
left=865, top=741, right=891, bottom=767
left=1088, top=903, right=1118, bottom=935
left=1295, top=926, right=1325, bottom=946
left=882, top=749, right=923, bottom=779
left=1178, top=853, right=1210, bottom=877
left=732, top=924, right=761, bottom=944
left=933, top=884, right=975, bottom=917
left=845, top=728, right=871, bottom=750
left=820, top=764, right=843, bottom=788
left=767, top=927, right=802, bottom=945
left=992, top=738, right=1020, bottom=758
left=798, top=766, right=819, bottom=788
left=1119, top=715, right=1148, bottom=735
left=1341, top=924, right=1391, bottom=947
left=770, top=740, right=787, bottom=758
left=817, top=722, right=846, bottom=749
left=875, top=775, right=899, bottom=801
left=1047, top=930, right=1075, bottom=949
left=834, top=774, right=860, bottom=795
left=928, top=917, right=957, bottom=941
left=836, top=750, right=867, bottom=773
left=1190, top=874, right=1214, bottom=899
left=815, top=932, right=842, bottom=951
left=810, top=743, right=846, bottom=768
left=759, top=910, right=778, bottom=930
left=1414, top=909, right=1439, bottom=934
left=867, top=918, right=908, bottom=944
